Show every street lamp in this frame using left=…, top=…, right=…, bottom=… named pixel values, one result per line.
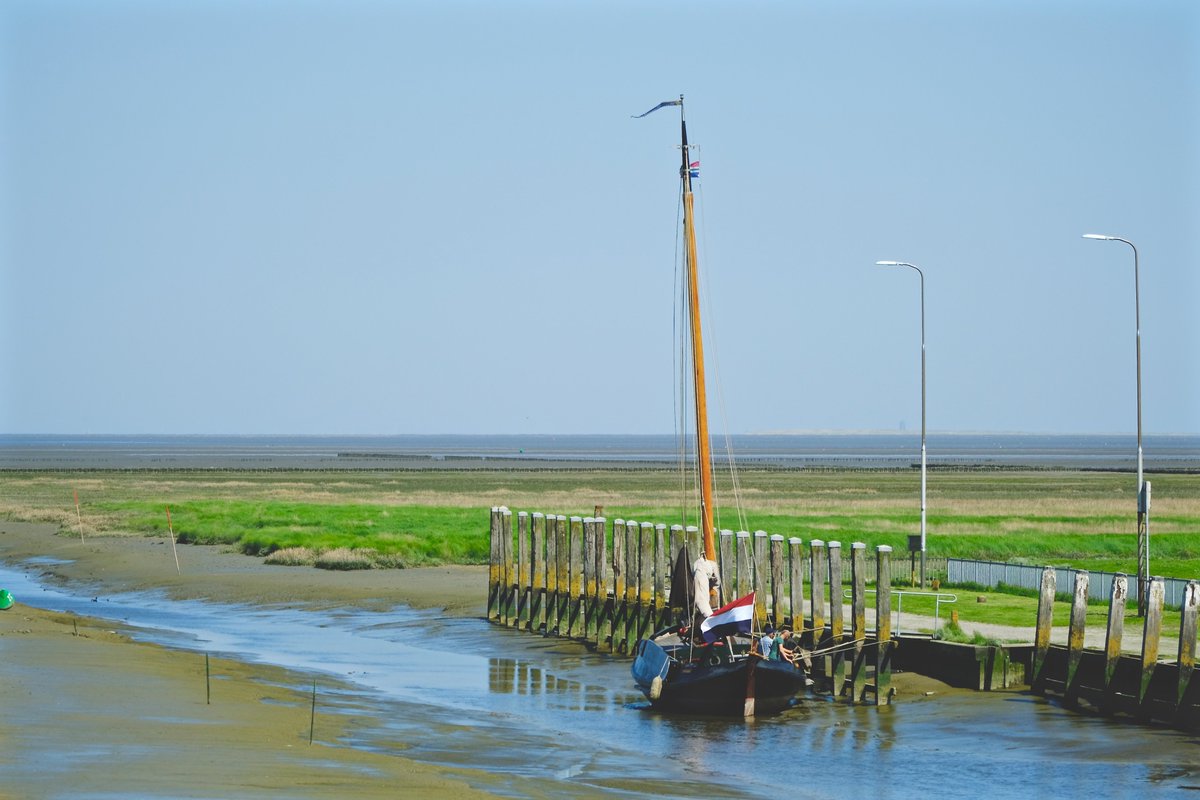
left=876, top=260, right=927, bottom=588
left=1083, top=233, right=1149, bottom=614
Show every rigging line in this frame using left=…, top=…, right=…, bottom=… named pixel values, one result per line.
left=678, top=177, right=700, bottom=533
left=693, top=173, right=750, bottom=534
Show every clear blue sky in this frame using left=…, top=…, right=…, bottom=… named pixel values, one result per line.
left=2, top=0, right=1197, bottom=435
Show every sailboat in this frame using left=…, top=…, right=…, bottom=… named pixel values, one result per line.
left=629, top=97, right=810, bottom=716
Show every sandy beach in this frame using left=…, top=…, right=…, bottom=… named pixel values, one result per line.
left=0, top=522, right=501, bottom=799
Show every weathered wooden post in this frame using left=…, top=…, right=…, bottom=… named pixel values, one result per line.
left=753, top=531, right=769, bottom=625
left=849, top=542, right=867, bottom=703
left=611, top=518, right=626, bottom=653
left=654, top=523, right=667, bottom=629
left=769, top=534, right=785, bottom=626
left=556, top=515, right=570, bottom=636
left=543, top=515, right=559, bottom=636
left=623, top=520, right=640, bottom=653
left=1064, top=570, right=1090, bottom=705
left=568, top=516, right=585, bottom=638
left=668, top=524, right=685, bottom=624
left=638, top=522, right=655, bottom=642
left=788, top=538, right=804, bottom=630
left=1103, top=573, right=1128, bottom=711
left=686, top=525, right=702, bottom=580
left=1138, top=576, right=1165, bottom=712
left=736, top=532, right=752, bottom=612
left=583, top=518, right=597, bottom=640
left=827, top=541, right=845, bottom=695
left=531, top=512, right=546, bottom=632
left=1031, top=566, right=1057, bottom=693
left=1176, top=581, right=1199, bottom=719
left=809, top=539, right=828, bottom=684
left=501, top=509, right=514, bottom=626
left=874, top=544, right=893, bottom=706
left=718, top=530, right=735, bottom=606
left=593, top=517, right=608, bottom=648
left=516, top=511, right=530, bottom=629
left=487, top=507, right=500, bottom=621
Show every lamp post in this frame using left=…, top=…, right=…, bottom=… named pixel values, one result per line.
left=877, top=260, right=927, bottom=588
left=1083, top=233, right=1148, bottom=615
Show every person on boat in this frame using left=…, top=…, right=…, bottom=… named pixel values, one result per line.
left=758, top=624, right=775, bottom=658
left=772, top=627, right=798, bottom=664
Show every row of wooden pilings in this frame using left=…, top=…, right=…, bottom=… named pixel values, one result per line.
left=1031, top=566, right=1200, bottom=728
left=486, top=507, right=897, bottom=705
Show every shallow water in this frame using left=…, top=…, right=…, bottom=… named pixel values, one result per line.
left=4, top=560, right=1200, bottom=799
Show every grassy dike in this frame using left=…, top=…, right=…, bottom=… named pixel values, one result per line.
left=3, top=466, right=1199, bottom=634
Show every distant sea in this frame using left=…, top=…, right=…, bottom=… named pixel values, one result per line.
left=1, top=433, right=1197, bottom=471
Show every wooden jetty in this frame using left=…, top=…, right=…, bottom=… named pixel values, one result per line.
left=1026, top=566, right=1200, bottom=729
left=487, top=506, right=897, bottom=705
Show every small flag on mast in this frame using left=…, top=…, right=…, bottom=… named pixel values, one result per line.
left=632, top=99, right=682, bottom=119
left=689, top=160, right=700, bottom=178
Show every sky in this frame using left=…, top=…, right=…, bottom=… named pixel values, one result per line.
left=1, top=0, right=1197, bottom=436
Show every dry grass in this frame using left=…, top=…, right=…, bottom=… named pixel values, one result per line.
left=263, top=547, right=317, bottom=566
left=314, top=547, right=377, bottom=570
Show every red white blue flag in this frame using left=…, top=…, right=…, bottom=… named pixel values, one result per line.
left=699, top=591, right=755, bottom=643
left=689, top=160, right=700, bottom=178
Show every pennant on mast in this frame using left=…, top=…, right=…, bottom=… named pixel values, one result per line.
left=631, top=98, right=682, bottom=119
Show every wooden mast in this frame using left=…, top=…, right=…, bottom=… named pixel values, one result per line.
left=678, top=98, right=717, bottom=563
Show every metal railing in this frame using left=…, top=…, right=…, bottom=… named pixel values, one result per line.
left=845, top=588, right=958, bottom=635
left=947, top=557, right=1194, bottom=608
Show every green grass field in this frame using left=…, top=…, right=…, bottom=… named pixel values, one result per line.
left=3, top=467, right=1198, bottom=571
left=2, top=466, right=1198, bottom=633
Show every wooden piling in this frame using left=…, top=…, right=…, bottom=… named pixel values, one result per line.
left=638, top=522, right=655, bottom=642
left=1103, top=573, right=1127, bottom=710
left=593, top=517, right=608, bottom=648
left=611, top=518, right=626, bottom=653
left=827, top=541, right=845, bottom=695
left=753, top=531, right=769, bottom=625
left=1065, top=570, right=1090, bottom=705
left=1032, top=565, right=1056, bottom=692
left=735, top=532, right=752, bottom=613
left=874, top=544, right=893, bottom=706
left=583, top=517, right=597, bottom=640
left=769, top=534, right=785, bottom=626
left=568, top=516, right=585, bottom=639
left=849, top=542, right=867, bottom=703
left=1139, top=576, right=1165, bottom=709
left=788, top=538, right=804, bottom=629
left=668, top=524, right=685, bottom=623
left=654, top=523, right=667, bottom=629
left=809, top=540, right=827, bottom=684
left=623, top=520, right=640, bottom=653
left=501, top=509, right=513, bottom=626
left=544, top=515, right=559, bottom=636
left=487, top=507, right=500, bottom=621
left=530, top=513, right=546, bottom=632
left=718, top=530, right=734, bottom=606
left=1177, top=581, right=1199, bottom=714
left=685, top=525, right=702, bottom=576
left=556, top=515, right=570, bottom=635
left=515, top=511, right=529, bottom=628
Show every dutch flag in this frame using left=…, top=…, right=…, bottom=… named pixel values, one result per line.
left=699, top=591, right=755, bottom=643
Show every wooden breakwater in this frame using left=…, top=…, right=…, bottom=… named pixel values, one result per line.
left=1028, top=567, right=1200, bottom=730
left=486, top=506, right=898, bottom=705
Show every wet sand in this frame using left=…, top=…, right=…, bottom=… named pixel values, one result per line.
left=0, top=522, right=499, bottom=799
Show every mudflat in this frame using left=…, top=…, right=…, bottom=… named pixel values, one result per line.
left=0, top=522, right=499, bottom=799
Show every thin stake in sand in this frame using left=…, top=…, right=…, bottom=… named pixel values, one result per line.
left=165, top=505, right=181, bottom=574
left=73, top=489, right=84, bottom=542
